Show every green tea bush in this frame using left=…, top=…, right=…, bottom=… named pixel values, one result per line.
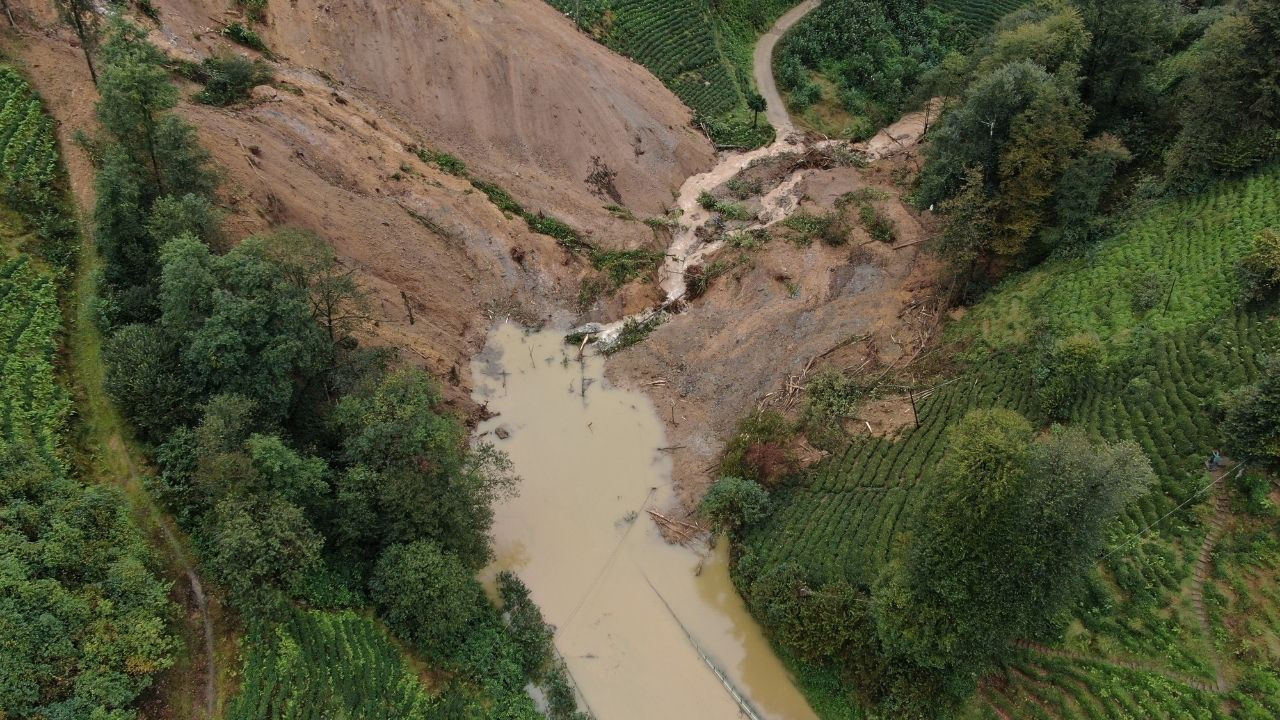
left=194, top=54, right=271, bottom=106
left=701, top=476, right=770, bottom=535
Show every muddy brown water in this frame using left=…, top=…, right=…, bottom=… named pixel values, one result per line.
left=473, top=322, right=816, bottom=720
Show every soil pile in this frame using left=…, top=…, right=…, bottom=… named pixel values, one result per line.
left=8, top=0, right=712, bottom=398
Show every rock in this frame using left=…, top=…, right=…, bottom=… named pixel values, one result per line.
left=495, top=426, right=510, bottom=439
left=251, top=85, right=281, bottom=102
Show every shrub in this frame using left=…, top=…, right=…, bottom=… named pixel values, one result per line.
left=416, top=147, right=467, bottom=176
left=1222, top=354, right=1280, bottom=469
left=471, top=179, right=523, bottom=215
left=1237, top=228, right=1280, bottom=302
left=700, top=476, right=769, bottom=534
left=1034, top=333, right=1105, bottom=420
left=783, top=210, right=845, bottom=246
left=698, top=190, right=718, bottom=210
left=590, top=248, right=663, bottom=287
left=721, top=411, right=799, bottom=487
left=194, top=54, right=271, bottom=106
left=858, top=203, right=896, bottom=244
left=222, top=22, right=268, bottom=53
left=370, top=541, right=485, bottom=662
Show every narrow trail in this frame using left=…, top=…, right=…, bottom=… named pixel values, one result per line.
left=1189, top=463, right=1237, bottom=693
left=70, top=222, right=220, bottom=720
left=752, top=0, right=821, bottom=136
left=1014, top=641, right=1221, bottom=694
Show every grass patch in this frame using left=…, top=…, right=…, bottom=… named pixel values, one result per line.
left=783, top=210, right=847, bottom=246
left=603, top=314, right=664, bottom=355
left=590, top=248, right=663, bottom=287
left=415, top=147, right=467, bottom=176
left=222, top=22, right=268, bottom=53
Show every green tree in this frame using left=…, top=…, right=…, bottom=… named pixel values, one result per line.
left=1167, top=0, right=1280, bottom=183
left=334, top=369, right=515, bottom=567
left=1043, top=132, right=1131, bottom=249
left=747, top=92, right=767, bottom=128
left=1073, top=0, right=1176, bottom=131
left=1237, top=228, right=1280, bottom=302
left=370, top=540, right=486, bottom=661
left=93, top=20, right=216, bottom=325
left=1222, top=354, right=1280, bottom=468
left=200, top=493, right=323, bottom=614
left=53, top=0, right=100, bottom=84
left=872, top=410, right=1152, bottom=709
left=158, top=233, right=331, bottom=423
left=700, top=476, right=769, bottom=534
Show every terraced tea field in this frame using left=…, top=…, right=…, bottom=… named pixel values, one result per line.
left=0, top=252, right=65, bottom=473
left=545, top=0, right=795, bottom=144
left=743, top=165, right=1280, bottom=716
left=932, top=0, right=1033, bottom=38
left=227, top=610, right=437, bottom=720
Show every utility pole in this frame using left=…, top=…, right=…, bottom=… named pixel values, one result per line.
left=907, top=388, right=919, bottom=429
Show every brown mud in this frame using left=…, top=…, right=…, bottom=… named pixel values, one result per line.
left=474, top=323, right=816, bottom=720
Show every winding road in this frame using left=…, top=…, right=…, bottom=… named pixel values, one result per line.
left=752, top=0, right=821, bottom=136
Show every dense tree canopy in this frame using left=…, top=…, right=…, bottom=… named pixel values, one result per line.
left=871, top=410, right=1153, bottom=714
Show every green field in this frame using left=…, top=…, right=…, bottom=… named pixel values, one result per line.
left=544, top=0, right=796, bottom=145
left=931, top=0, right=1033, bottom=39
left=743, top=165, right=1280, bottom=716
left=227, top=610, right=437, bottom=720
left=0, top=251, right=65, bottom=473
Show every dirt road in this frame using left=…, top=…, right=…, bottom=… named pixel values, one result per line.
left=753, top=0, right=822, bottom=136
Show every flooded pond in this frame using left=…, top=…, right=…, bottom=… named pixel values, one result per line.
left=472, top=322, right=816, bottom=720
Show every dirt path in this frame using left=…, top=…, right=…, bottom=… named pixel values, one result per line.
left=1015, top=641, right=1222, bottom=694
left=753, top=0, right=821, bottom=136
left=1189, top=464, right=1238, bottom=694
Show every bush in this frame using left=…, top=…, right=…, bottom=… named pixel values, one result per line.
left=222, top=22, right=268, bottom=53
left=370, top=541, right=485, bottom=662
left=1237, top=228, right=1280, bottom=302
left=700, top=476, right=769, bottom=534
left=1034, top=333, right=1105, bottom=420
left=194, top=54, right=271, bottom=106
left=721, top=411, right=799, bottom=487
left=858, top=204, right=896, bottom=244
left=1222, top=355, right=1280, bottom=469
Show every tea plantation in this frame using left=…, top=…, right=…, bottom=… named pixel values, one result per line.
left=743, top=164, right=1280, bottom=717
left=544, top=0, right=796, bottom=145
left=227, top=610, right=438, bottom=720
left=932, top=0, right=1033, bottom=39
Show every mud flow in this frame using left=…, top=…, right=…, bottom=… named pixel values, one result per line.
left=473, top=322, right=816, bottom=720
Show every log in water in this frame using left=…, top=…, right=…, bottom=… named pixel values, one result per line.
left=473, top=322, right=816, bottom=720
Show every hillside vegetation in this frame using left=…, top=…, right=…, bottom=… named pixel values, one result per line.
left=16, top=14, right=588, bottom=720
left=0, top=66, right=175, bottom=718
left=721, top=1, right=1280, bottom=717
left=546, top=0, right=798, bottom=146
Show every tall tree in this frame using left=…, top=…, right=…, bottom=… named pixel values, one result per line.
left=747, top=92, right=767, bottom=128
left=53, top=0, right=100, bottom=84
left=873, top=410, right=1152, bottom=707
left=334, top=369, right=516, bottom=568
left=1166, top=0, right=1280, bottom=183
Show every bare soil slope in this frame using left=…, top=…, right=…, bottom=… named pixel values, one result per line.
left=10, top=0, right=712, bottom=399
left=609, top=112, right=944, bottom=508
left=158, top=0, right=713, bottom=229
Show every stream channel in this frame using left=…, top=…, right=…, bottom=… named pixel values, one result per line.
left=473, top=324, right=817, bottom=720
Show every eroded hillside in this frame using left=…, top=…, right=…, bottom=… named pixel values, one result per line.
left=9, top=0, right=713, bottom=397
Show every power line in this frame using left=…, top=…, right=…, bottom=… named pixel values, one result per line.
left=1100, top=463, right=1245, bottom=563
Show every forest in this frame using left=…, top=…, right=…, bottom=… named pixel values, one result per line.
left=716, top=1, right=1280, bottom=718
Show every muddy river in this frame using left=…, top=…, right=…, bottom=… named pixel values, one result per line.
left=473, top=322, right=816, bottom=720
